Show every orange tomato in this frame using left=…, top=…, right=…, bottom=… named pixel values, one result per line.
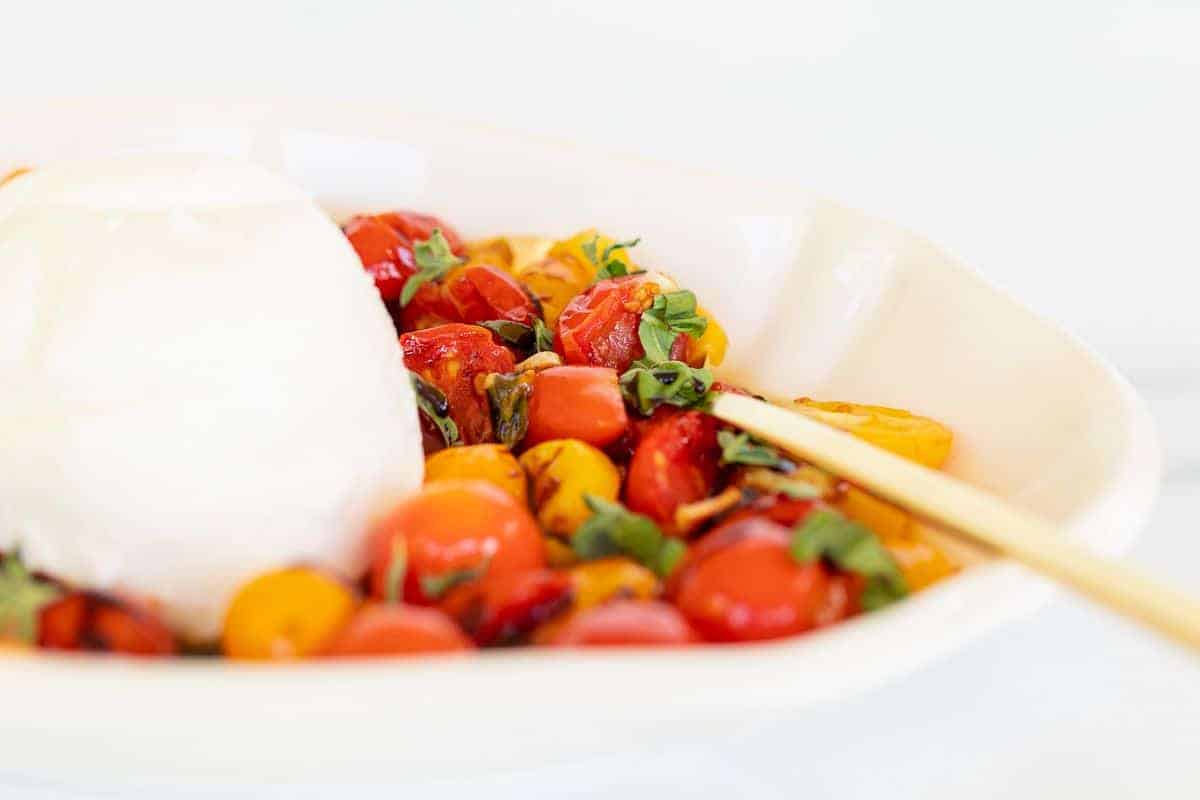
left=368, top=481, right=544, bottom=605
left=525, top=366, right=628, bottom=448
left=423, top=444, right=527, bottom=504
left=549, top=601, right=700, bottom=647
left=222, top=567, right=357, bottom=660
left=323, top=604, right=472, bottom=657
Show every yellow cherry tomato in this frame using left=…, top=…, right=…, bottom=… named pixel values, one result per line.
left=513, top=256, right=592, bottom=326
left=518, top=439, right=621, bottom=538
left=688, top=305, right=728, bottom=367
left=424, top=444, right=527, bottom=505
left=465, top=236, right=554, bottom=275
left=836, top=486, right=958, bottom=591
left=548, top=229, right=638, bottom=277
left=532, top=557, right=660, bottom=643
left=222, top=567, right=357, bottom=660
left=793, top=399, right=953, bottom=469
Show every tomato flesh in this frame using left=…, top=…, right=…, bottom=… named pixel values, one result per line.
left=525, top=366, right=628, bottom=448
left=549, top=601, right=700, bottom=647
left=324, top=604, right=473, bottom=656
left=556, top=274, right=671, bottom=372
left=625, top=410, right=720, bottom=532
left=401, top=323, right=515, bottom=444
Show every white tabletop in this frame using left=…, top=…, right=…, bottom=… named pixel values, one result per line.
left=4, top=1, right=1197, bottom=796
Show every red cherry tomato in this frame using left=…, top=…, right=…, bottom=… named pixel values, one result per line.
left=376, top=211, right=465, bottom=256
left=672, top=518, right=858, bottom=642
left=401, top=323, right=516, bottom=444
left=525, top=366, right=628, bottom=448
left=398, top=280, right=462, bottom=332
left=343, top=215, right=416, bottom=302
left=369, top=481, right=544, bottom=605
left=444, top=265, right=539, bottom=326
left=440, top=569, right=573, bottom=646
left=549, top=601, right=700, bottom=647
left=556, top=274, right=674, bottom=372
left=323, top=604, right=473, bottom=657
left=38, top=592, right=176, bottom=656
left=625, top=410, right=720, bottom=533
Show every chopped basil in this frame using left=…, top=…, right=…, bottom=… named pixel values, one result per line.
left=790, top=509, right=907, bottom=611
left=487, top=372, right=532, bottom=448
left=584, top=235, right=643, bottom=283
left=573, top=495, right=685, bottom=578
left=480, top=320, right=535, bottom=351
left=399, top=229, right=465, bottom=307
left=619, top=360, right=713, bottom=415
left=0, top=550, right=61, bottom=643
left=410, top=371, right=460, bottom=446
left=419, top=559, right=490, bottom=600
left=638, top=290, right=707, bottom=364
left=717, top=430, right=793, bottom=470
left=533, top=317, right=556, bottom=353
left=382, top=538, right=408, bottom=604
left=740, top=468, right=824, bottom=500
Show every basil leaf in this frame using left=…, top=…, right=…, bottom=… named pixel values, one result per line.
left=410, top=371, right=459, bottom=446
left=487, top=372, right=532, bottom=448
left=619, top=360, right=713, bottom=415
left=399, top=229, right=465, bottom=307
left=533, top=318, right=555, bottom=353
left=584, top=235, right=643, bottom=284
left=790, top=509, right=907, bottom=611
left=480, top=320, right=535, bottom=351
left=382, top=538, right=408, bottom=604
left=573, top=495, right=684, bottom=578
left=419, top=559, right=490, bottom=600
left=637, top=290, right=707, bottom=364
left=717, top=430, right=792, bottom=469
left=0, top=549, right=61, bottom=643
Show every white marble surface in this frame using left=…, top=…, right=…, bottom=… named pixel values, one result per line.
left=3, top=1, right=1198, bottom=796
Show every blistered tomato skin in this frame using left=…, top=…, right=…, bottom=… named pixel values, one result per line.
left=625, top=410, right=721, bottom=534
left=323, top=604, right=473, bottom=657
left=672, top=518, right=858, bottom=642
left=549, top=601, right=700, bottom=647
left=376, top=211, right=465, bottom=256
left=440, top=569, right=573, bottom=646
left=343, top=214, right=417, bottom=302
left=444, top=265, right=539, bottom=326
left=401, top=324, right=516, bottom=444
left=368, top=481, right=544, bottom=605
left=38, top=592, right=177, bottom=656
left=525, top=366, right=628, bottom=448
left=555, top=274, right=665, bottom=372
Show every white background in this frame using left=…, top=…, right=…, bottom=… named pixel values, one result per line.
left=4, top=1, right=1198, bottom=797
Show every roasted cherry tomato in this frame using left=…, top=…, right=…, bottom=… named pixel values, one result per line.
left=672, top=518, right=858, bottom=642
left=549, top=600, right=700, bottom=647
left=401, top=323, right=516, bottom=444
left=533, top=558, right=660, bottom=643
left=222, top=567, right=357, bottom=660
left=38, top=591, right=176, bottom=656
left=323, top=603, right=473, bottom=657
left=555, top=274, right=670, bottom=372
left=376, top=211, right=465, bottom=256
left=343, top=214, right=417, bottom=303
left=368, top=481, right=544, bottom=605
left=525, top=366, right=628, bottom=448
left=424, top=444, right=527, bottom=504
left=625, top=410, right=721, bottom=534
left=440, top=568, right=573, bottom=646
left=443, top=265, right=539, bottom=326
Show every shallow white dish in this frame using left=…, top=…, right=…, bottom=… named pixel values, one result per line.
left=0, top=100, right=1160, bottom=785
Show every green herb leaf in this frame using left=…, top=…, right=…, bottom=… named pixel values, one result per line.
left=383, top=538, right=408, bottom=604
left=573, top=496, right=685, bottom=578
left=399, top=229, right=465, bottom=307
left=0, top=550, right=61, bottom=643
left=419, top=558, right=490, bottom=600
left=410, top=371, right=459, bottom=446
left=487, top=372, right=532, bottom=448
left=717, top=430, right=792, bottom=469
left=619, top=360, right=713, bottom=415
left=637, top=290, right=707, bottom=364
left=740, top=468, right=823, bottom=500
left=479, top=320, right=535, bottom=352
left=790, top=509, right=907, bottom=611
left=533, top=317, right=556, bottom=353
left=584, top=235, right=643, bottom=284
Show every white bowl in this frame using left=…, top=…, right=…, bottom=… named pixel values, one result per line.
left=0, top=100, right=1160, bottom=785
